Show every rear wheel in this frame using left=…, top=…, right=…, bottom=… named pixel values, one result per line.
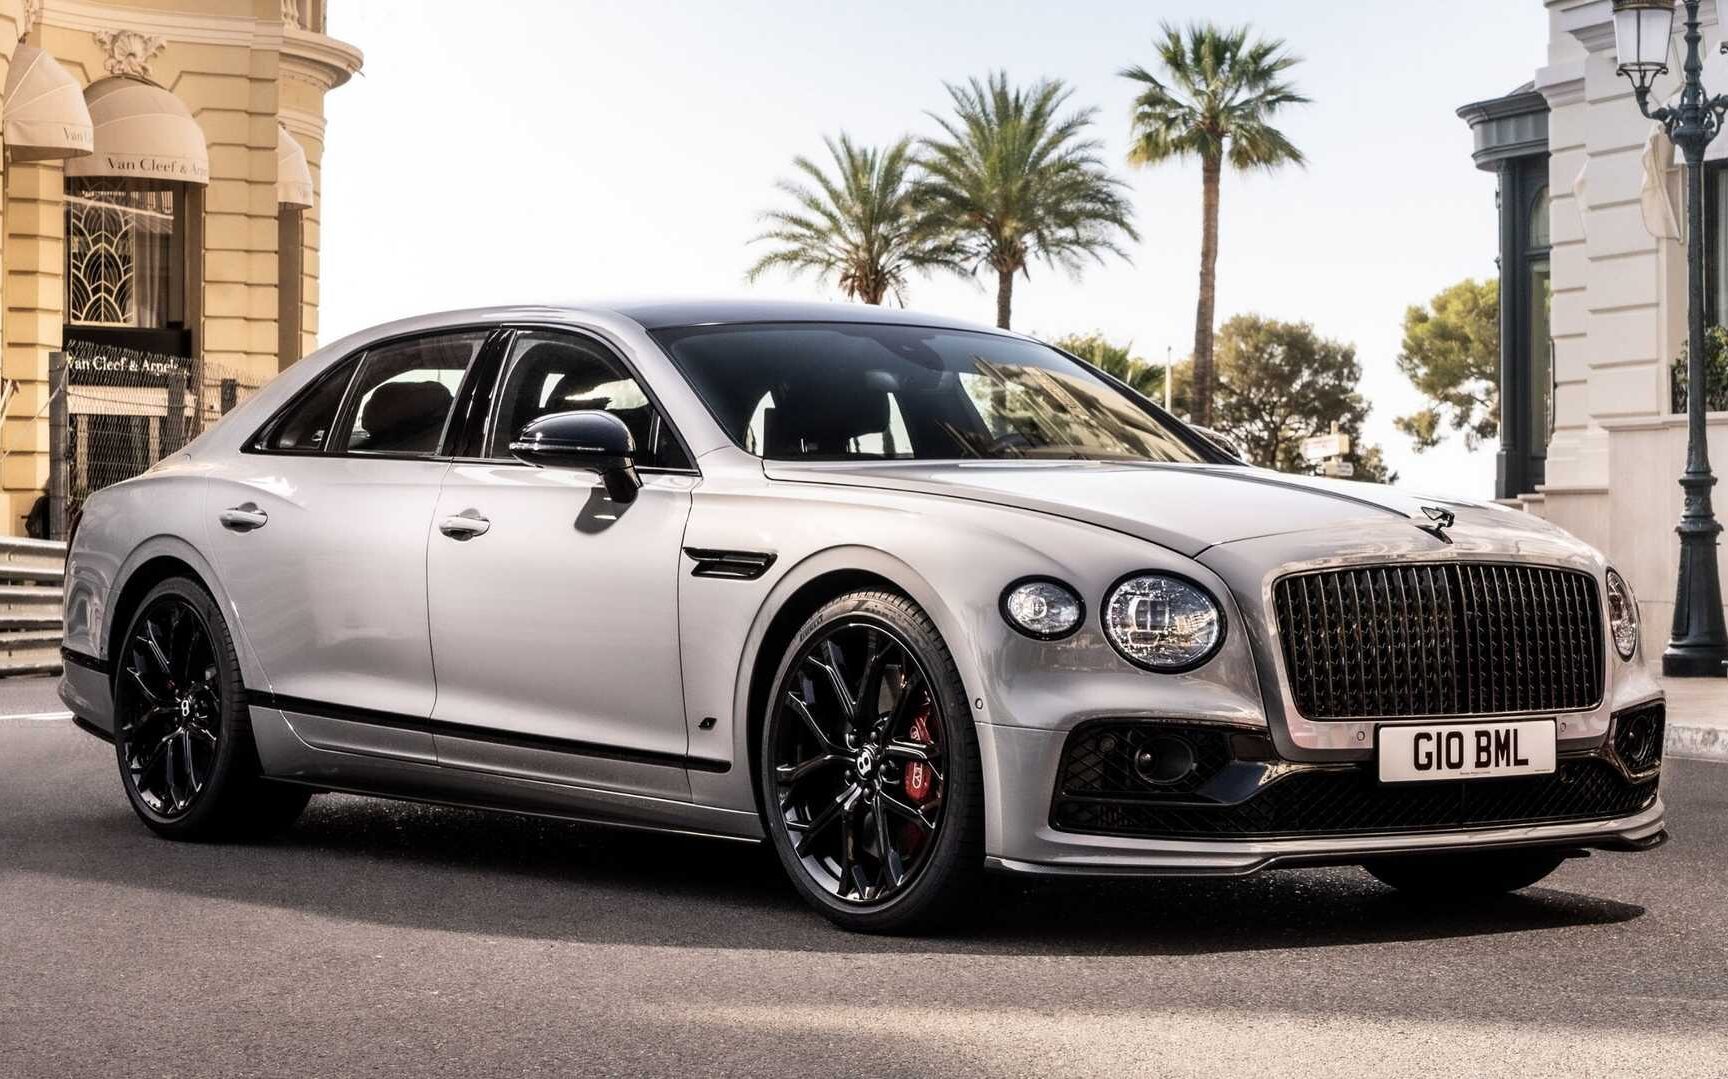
left=1363, top=849, right=1567, bottom=898
left=759, top=591, right=983, bottom=934
left=112, top=577, right=310, bottom=840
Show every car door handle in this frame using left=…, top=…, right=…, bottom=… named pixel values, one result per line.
left=219, top=505, right=269, bottom=532
left=438, top=511, right=491, bottom=540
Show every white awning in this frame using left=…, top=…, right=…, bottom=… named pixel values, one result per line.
left=65, top=76, right=208, bottom=185
left=2, top=45, right=93, bottom=162
left=277, top=124, right=313, bottom=208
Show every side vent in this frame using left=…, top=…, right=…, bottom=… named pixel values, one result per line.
left=684, top=547, right=777, bottom=581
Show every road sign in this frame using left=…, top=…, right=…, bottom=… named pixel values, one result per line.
left=1321, top=459, right=1355, bottom=478
left=1302, top=432, right=1351, bottom=462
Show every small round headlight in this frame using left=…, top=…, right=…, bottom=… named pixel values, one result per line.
left=1103, top=573, right=1223, bottom=671
left=1606, top=568, right=1639, bottom=660
left=1000, top=578, right=1084, bottom=640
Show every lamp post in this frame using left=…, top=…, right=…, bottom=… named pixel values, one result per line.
left=1613, top=0, right=1728, bottom=675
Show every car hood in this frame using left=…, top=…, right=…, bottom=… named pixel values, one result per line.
left=762, top=460, right=1572, bottom=558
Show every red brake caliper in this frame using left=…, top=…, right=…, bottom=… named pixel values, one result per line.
left=903, top=702, right=936, bottom=804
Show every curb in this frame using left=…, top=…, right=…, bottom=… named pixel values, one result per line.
left=1667, top=723, right=1728, bottom=762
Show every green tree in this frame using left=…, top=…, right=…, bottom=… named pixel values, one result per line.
left=1209, top=314, right=1395, bottom=483
left=1123, top=23, right=1309, bottom=427
left=919, top=72, right=1138, bottom=330
left=1395, top=278, right=1500, bottom=450
left=747, top=134, right=965, bottom=305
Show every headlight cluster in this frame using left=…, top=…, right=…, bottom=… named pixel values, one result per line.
left=1000, top=572, right=1225, bottom=671
left=1605, top=568, right=1639, bottom=660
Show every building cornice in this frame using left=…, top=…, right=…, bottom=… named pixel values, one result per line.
left=1556, top=0, right=1719, bottom=54
left=40, top=0, right=363, bottom=90
left=1536, top=60, right=1588, bottom=109
left=1458, top=89, right=1551, bottom=170
left=282, top=25, right=362, bottom=91
left=1558, top=0, right=1619, bottom=53
left=41, top=0, right=282, bottom=48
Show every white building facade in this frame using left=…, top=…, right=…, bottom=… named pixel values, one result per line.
left=1464, top=0, right=1728, bottom=655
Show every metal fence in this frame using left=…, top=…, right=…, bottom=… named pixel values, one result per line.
left=42, top=343, right=263, bottom=540
left=0, top=535, right=67, bottom=677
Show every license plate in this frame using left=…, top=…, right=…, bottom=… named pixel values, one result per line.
left=1377, top=719, right=1557, bottom=783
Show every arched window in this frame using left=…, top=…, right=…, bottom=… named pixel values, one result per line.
left=1529, top=185, right=1551, bottom=251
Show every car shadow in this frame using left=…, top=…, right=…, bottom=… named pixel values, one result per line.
left=12, top=787, right=1647, bottom=956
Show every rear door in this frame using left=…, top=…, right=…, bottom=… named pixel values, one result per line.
left=206, top=328, right=496, bottom=760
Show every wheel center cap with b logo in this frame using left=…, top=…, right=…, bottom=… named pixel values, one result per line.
left=854, top=746, right=878, bottom=780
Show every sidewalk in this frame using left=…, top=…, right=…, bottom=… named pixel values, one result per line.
left=1662, top=675, right=1728, bottom=762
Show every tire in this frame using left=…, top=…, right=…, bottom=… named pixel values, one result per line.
left=758, top=590, right=983, bottom=933
left=111, top=576, right=311, bottom=841
left=1363, top=848, right=1567, bottom=898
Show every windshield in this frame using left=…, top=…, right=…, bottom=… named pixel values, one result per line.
left=652, top=322, right=1210, bottom=464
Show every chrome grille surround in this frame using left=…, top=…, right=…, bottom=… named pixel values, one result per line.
left=1271, top=562, right=1605, bottom=721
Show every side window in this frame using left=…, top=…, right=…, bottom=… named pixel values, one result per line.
left=261, top=356, right=358, bottom=452
left=340, top=331, right=488, bottom=456
left=488, top=331, right=690, bottom=469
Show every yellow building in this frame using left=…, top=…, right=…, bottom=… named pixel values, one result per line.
left=0, top=0, right=360, bottom=535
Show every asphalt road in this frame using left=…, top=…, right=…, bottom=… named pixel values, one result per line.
left=2, top=676, right=1726, bottom=1078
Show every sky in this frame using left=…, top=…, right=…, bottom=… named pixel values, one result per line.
left=317, top=0, right=1552, bottom=499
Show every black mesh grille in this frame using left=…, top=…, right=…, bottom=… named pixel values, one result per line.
left=1058, top=723, right=1233, bottom=797
left=1612, top=702, right=1665, bottom=774
left=1272, top=563, right=1605, bottom=719
left=1052, top=757, right=1656, bottom=840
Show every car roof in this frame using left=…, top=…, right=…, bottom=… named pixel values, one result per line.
left=598, top=298, right=1011, bottom=334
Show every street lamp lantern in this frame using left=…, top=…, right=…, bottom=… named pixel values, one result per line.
left=1611, top=0, right=1728, bottom=675
left=1613, top=0, right=1677, bottom=95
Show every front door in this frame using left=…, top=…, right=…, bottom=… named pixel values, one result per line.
left=425, top=328, right=697, bottom=799
left=207, top=328, right=491, bottom=758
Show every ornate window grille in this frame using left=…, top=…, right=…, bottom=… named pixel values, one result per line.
left=65, top=180, right=176, bottom=328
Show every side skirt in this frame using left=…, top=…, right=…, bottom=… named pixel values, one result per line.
left=246, top=701, right=765, bottom=842
left=245, top=690, right=730, bottom=773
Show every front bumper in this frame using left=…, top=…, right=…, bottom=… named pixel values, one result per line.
left=979, top=717, right=1666, bottom=877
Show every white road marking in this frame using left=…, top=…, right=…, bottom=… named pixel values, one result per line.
left=0, top=710, right=73, bottom=722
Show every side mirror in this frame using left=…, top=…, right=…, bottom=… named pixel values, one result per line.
left=509, top=410, right=642, bottom=504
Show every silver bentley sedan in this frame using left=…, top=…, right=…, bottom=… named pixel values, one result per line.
left=58, top=301, right=1667, bottom=933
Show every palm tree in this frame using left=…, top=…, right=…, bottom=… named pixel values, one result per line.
left=1050, top=332, right=1164, bottom=397
left=919, top=73, right=1137, bottom=330
left=1123, top=24, right=1308, bottom=426
left=747, top=134, right=964, bottom=305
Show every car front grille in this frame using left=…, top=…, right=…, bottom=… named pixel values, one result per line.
left=1051, top=755, right=1657, bottom=840
left=1272, top=563, right=1605, bottom=720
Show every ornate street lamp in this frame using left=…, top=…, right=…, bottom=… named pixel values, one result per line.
left=1613, top=0, right=1728, bottom=675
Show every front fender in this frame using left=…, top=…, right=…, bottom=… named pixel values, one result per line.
left=679, top=472, right=1268, bottom=840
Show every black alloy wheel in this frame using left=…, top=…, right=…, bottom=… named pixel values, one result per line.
left=113, top=577, right=310, bottom=840
left=761, top=591, right=981, bottom=933
left=118, top=593, right=221, bottom=818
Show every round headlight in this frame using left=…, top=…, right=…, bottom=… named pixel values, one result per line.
left=1103, top=573, right=1224, bottom=671
left=1606, top=568, right=1639, bottom=660
left=1001, top=578, right=1084, bottom=640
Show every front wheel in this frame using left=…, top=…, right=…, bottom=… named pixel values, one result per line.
left=758, top=591, right=983, bottom=934
left=112, top=577, right=310, bottom=841
left=1363, top=848, right=1567, bottom=898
